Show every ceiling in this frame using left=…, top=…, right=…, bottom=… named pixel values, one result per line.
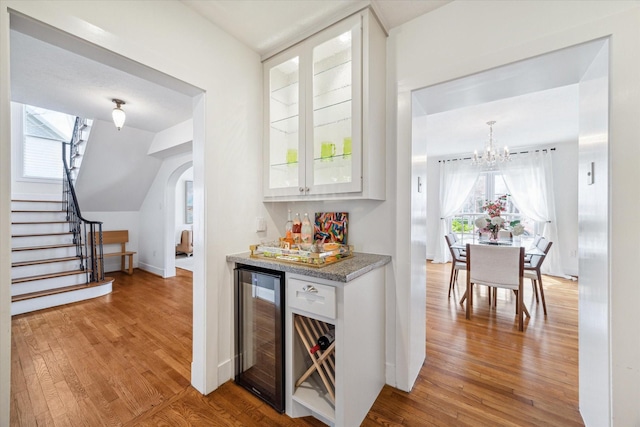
left=9, top=0, right=449, bottom=134
left=10, top=29, right=195, bottom=133
left=415, top=38, right=607, bottom=157
left=181, top=0, right=451, bottom=57
left=8, top=0, right=595, bottom=153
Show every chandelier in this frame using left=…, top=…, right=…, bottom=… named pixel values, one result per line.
left=472, top=120, right=510, bottom=167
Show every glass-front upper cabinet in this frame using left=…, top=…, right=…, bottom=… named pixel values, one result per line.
left=263, top=10, right=385, bottom=201
left=306, top=18, right=362, bottom=195
left=264, top=15, right=362, bottom=199
left=266, top=49, right=302, bottom=193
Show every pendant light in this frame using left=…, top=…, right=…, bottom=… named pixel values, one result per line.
left=112, top=99, right=126, bottom=130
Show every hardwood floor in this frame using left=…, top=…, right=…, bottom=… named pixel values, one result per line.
left=10, top=263, right=583, bottom=426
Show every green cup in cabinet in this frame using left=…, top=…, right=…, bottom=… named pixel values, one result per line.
left=321, top=142, right=336, bottom=160
left=343, top=137, right=352, bottom=156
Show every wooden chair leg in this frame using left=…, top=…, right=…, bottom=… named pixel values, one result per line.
left=466, top=281, right=472, bottom=319
left=517, top=289, right=524, bottom=332
left=537, top=272, right=548, bottom=315
left=448, top=265, right=455, bottom=298
left=531, top=278, right=539, bottom=302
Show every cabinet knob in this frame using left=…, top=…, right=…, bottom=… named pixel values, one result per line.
left=305, top=187, right=310, bottom=193
left=299, top=187, right=304, bottom=192
left=302, top=285, right=318, bottom=293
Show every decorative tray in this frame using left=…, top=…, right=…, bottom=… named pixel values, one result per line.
left=249, top=242, right=353, bottom=268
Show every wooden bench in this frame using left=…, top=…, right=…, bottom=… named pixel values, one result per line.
left=90, top=230, right=136, bottom=275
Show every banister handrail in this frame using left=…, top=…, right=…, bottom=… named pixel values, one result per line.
left=62, top=117, right=104, bottom=282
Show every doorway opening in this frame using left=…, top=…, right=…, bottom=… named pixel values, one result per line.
left=411, top=37, right=610, bottom=421
left=7, top=10, right=207, bottom=396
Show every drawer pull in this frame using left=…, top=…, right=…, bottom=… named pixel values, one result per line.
left=302, top=285, right=318, bottom=294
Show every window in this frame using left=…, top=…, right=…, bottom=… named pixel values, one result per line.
left=22, top=105, right=74, bottom=181
left=451, top=171, right=536, bottom=240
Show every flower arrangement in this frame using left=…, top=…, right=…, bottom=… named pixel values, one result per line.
left=482, top=195, right=508, bottom=218
left=475, top=215, right=505, bottom=235
left=475, top=195, right=508, bottom=239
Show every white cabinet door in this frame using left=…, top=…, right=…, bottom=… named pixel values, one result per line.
left=264, top=46, right=305, bottom=198
left=263, top=14, right=365, bottom=199
left=305, top=15, right=362, bottom=196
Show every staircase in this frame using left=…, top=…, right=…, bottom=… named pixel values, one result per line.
left=10, top=198, right=113, bottom=315
left=10, top=117, right=113, bottom=316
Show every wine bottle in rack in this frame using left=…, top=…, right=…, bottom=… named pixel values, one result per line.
left=310, top=328, right=335, bottom=354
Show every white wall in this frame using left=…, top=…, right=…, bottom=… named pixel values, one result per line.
left=0, top=0, right=264, bottom=415
left=139, top=152, right=192, bottom=277
left=149, top=119, right=193, bottom=156
left=0, top=3, right=11, bottom=421
left=175, top=167, right=193, bottom=244
left=390, top=1, right=640, bottom=425
left=75, top=119, right=161, bottom=211
left=425, top=141, right=579, bottom=277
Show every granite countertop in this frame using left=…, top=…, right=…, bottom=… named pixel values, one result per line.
left=226, top=252, right=391, bottom=283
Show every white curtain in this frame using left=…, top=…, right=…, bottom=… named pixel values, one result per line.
left=433, top=160, right=479, bottom=263
left=498, top=151, right=564, bottom=276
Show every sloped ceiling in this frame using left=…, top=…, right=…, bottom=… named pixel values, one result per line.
left=74, top=120, right=162, bottom=212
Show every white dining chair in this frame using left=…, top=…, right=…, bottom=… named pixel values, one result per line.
left=465, top=243, right=528, bottom=331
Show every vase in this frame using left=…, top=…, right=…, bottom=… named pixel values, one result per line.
left=490, top=230, right=498, bottom=241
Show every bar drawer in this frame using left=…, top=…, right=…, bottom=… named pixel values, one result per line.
left=288, top=278, right=336, bottom=319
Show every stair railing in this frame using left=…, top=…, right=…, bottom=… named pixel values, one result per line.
left=62, top=117, right=104, bottom=283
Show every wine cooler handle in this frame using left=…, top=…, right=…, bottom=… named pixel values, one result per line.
left=302, top=285, right=318, bottom=293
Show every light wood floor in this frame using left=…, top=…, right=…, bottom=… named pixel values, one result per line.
left=10, top=263, right=583, bottom=426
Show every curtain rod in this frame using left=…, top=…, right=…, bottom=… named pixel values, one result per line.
left=438, top=147, right=555, bottom=163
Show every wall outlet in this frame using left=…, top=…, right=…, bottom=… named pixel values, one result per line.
left=256, top=217, right=267, bottom=232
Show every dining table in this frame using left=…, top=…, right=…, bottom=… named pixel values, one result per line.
left=451, top=239, right=545, bottom=256
left=451, top=239, right=544, bottom=306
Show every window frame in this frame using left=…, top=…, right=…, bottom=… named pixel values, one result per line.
left=18, top=104, right=72, bottom=183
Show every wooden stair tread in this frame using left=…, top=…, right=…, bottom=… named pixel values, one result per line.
left=12, top=243, right=76, bottom=252
left=11, top=210, right=65, bottom=213
left=11, top=278, right=113, bottom=302
left=12, top=199, right=63, bottom=203
left=12, top=269, right=90, bottom=284
left=12, top=221, right=70, bottom=224
left=12, top=256, right=84, bottom=268
left=12, top=232, right=74, bottom=238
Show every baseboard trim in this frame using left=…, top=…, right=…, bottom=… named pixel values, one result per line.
left=138, top=262, right=164, bottom=277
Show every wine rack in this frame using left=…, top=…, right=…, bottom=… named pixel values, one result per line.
left=293, top=314, right=336, bottom=406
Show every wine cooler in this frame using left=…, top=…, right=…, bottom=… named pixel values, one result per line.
left=234, top=265, right=285, bottom=412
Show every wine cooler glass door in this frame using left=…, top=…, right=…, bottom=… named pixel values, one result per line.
left=235, top=266, right=285, bottom=412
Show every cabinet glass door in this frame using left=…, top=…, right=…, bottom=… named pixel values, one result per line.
left=308, top=18, right=362, bottom=194
left=268, top=55, right=301, bottom=192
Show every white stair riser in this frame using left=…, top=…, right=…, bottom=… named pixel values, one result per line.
left=12, top=246, right=79, bottom=263
left=11, top=222, right=70, bottom=235
left=12, top=211, right=68, bottom=223
left=12, top=234, right=75, bottom=247
left=11, top=259, right=85, bottom=280
left=11, top=201, right=65, bottom=211
left=12, top=273, right=90, bottom=297
left=11, top=281, right=112, bottom=316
